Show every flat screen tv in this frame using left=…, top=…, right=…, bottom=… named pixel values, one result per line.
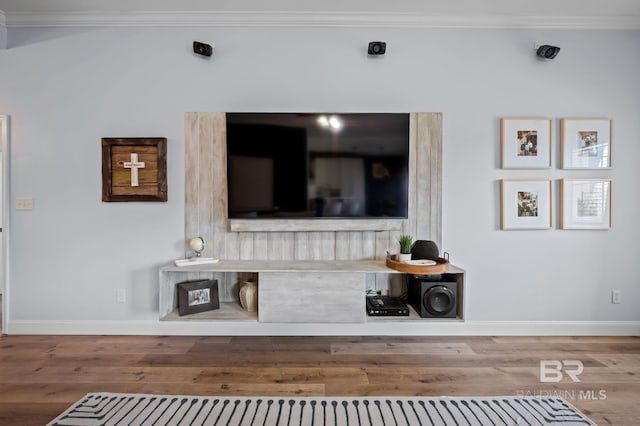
left=226, top=113, right=409, bottom=220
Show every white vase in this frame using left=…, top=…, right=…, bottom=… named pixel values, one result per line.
left=397, top=253, right=412, bottom=263
left=239, top=280, right=258, bottom=312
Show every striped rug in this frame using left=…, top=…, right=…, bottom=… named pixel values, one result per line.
left=48, top=393, right=594, bottom=425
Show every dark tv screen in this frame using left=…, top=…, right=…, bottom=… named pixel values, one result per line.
left=226, top=113, right=409, bottom=219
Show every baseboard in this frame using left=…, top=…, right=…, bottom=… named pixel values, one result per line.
left=5, top=319, right=640, bottom=336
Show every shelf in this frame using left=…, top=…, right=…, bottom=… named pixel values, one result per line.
left=159, top=260, right=466, bottom=331
left=161, top=259, right=464, bottom=274
left=160, top=302, right=257, bottom=322
left=229, top=218, right=403, bottom=232
left=160, top=301, right=463, bottom=324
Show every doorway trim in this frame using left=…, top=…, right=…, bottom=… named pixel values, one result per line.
left=1, top=115, right=10, bottom=333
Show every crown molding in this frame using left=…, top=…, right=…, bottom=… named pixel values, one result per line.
left=4, top=11, right=640, bottom=30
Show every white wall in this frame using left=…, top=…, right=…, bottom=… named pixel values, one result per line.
left=0, top=26, right=639, bottom=325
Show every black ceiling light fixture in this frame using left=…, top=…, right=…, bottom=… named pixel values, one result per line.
left=536, top=44, right=560, bottom=59
left=368, top=41, right=386, bottom=55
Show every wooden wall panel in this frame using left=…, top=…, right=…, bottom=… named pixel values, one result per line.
left=197, top=113, right=215, bottom=257
left=403, top=113, right=418, bottom=240
left=238, top=232, right=254, bottom=260
left=253, top=233, right=268, bottom=260
left=184, top=112, right=200, bottom=256
left=320, top=232, right=335, bottom=259
left=294, top=232, right=309, bottom=260
left=307, top=232, right=322, bottom=260
left=362, top=232, right=376, bottom=260
left=416, top=112, right=443, bottom=247
left=184, top=112, right=442, bottom=263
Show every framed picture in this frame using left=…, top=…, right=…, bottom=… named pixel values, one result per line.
left=102, top=137, right=167, bottom=202
left=560, top=179, right=611, bottom=230
left=501, top=117, right=552, bottom=169
left=500, top=180, right=552, bottom=230
left=177, top=279, right=219, bottom=316
left=560, top=118, right=611, bottom=169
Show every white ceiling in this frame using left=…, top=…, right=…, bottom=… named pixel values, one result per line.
left=1, top=0, right=640, bottom=28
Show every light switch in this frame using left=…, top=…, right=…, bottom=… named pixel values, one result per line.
left=16, top=197, right=34, bottom=210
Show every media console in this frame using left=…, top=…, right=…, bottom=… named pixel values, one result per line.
left=159, top=260, right=465, bottom=334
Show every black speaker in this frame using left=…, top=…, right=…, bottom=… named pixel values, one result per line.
left=408, top=276, right=457, bottom=318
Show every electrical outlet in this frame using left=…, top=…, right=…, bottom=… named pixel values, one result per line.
left=611, top=290, right=621, bottom=304
left=117, top=288, right=126, bottom=304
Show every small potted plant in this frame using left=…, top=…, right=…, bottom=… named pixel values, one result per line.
left=397, top=235, right=413, bottom=263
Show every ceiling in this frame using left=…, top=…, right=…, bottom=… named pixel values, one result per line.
left=1, top=0, right=640, bottom=29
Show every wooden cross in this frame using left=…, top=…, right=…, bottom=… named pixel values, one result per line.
left=123, top=153, right=145, bottom=187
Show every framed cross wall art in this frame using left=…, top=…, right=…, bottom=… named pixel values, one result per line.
left=501, top=117, right=552, bottom=169
left=102, top=137, right=167, bottom=202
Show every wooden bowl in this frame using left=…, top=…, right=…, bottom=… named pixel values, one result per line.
left=385, top=256, right=450, bottom=274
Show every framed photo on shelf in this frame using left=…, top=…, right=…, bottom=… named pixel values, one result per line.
left=560, top=179, right=611, bottom=230
left=177, top=279, right=219, bottom=316
left=500, top=180, right=552, bottom=230
left=501, top=117, right=552, bottom=169
left=561, top=118, right=611, bottom=169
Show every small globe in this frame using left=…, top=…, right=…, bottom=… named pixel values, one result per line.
left=189, top=237, right=205, bottom=255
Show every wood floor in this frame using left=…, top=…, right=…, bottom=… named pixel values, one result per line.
left=0, top=335, right=638, bottom=425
